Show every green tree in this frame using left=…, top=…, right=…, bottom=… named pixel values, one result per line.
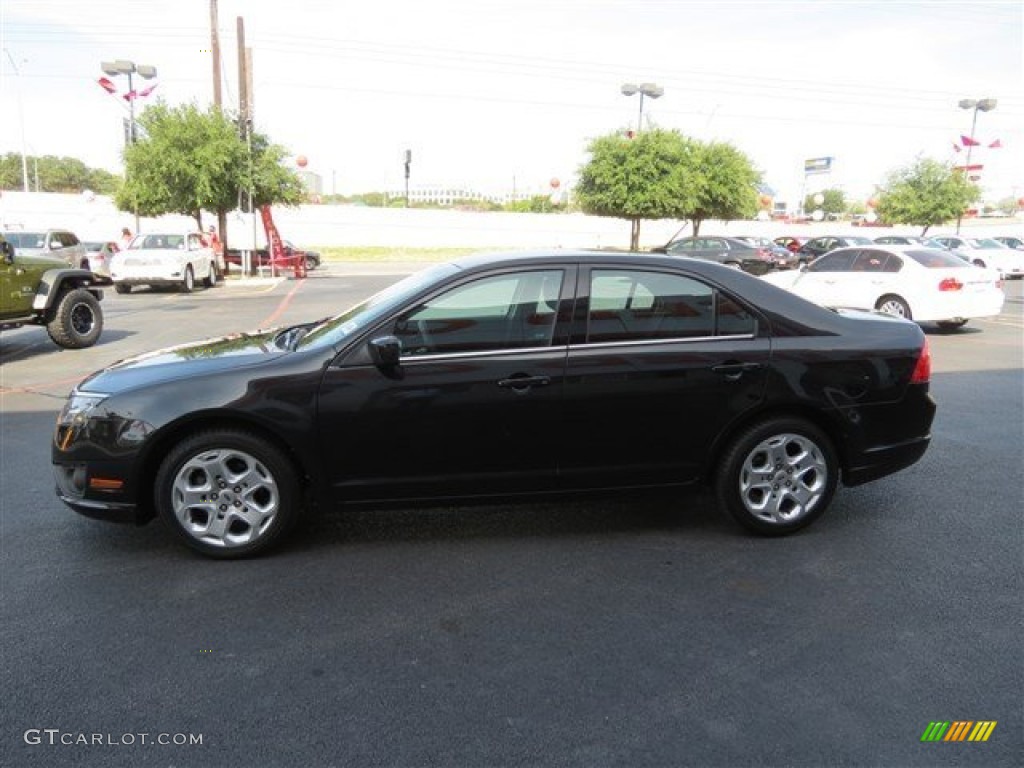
left=684, top=141, right=761, bottom=237
left=117, top=102, right=303, bottom=230
left=0, top=152, right=120, bottom=194
left=576, top=128, right=701, bottom=250
left=874, top=157, right=979, bottom=236
left=803, top=187, right=846, bottom=216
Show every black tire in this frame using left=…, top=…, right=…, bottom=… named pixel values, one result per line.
left=305, top=255, right=317, bottom=271
left=874, top=294, right=912, bottom=320
left=716, top=417, right=838, bottom=535
left=937, top=319, right=968, bottom=331
left=203, top=261, right=216, bottom=288
left=155, top=429, right=302, bottom=559
left=181, top=265, right=195, bottom=293
left=46, top=288, right=103, bottom=349
left=972, top=259, right=986, bottom=268
left=114, top=283, right=132, bottom=295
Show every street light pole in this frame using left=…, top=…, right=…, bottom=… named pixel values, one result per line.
left=101, top=60, right=157, bottom=231
left=955, top=98, right=997, bottom=234
left=621, top=82, right=664, bottom=133
left=4, top=49, right=30, bottom=193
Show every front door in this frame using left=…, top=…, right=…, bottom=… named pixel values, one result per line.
left=317, top=267, right=573, bottom=502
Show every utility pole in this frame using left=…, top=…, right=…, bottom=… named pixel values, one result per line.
left=237, top=16, right=254, bottom=275
left=210, top=0, right=222, bottom=108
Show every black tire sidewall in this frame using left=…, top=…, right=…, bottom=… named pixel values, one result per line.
left=154, top=430, right=301, bottom=558
left=716, top=417, right=838, bottom=535
left=47, top=288, right=102, bottom=348
left=182, top=266, right=194, bottom=293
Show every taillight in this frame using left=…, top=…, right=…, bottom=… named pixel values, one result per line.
left=910, top=338, right=931, bottom=384
left=938, top=277, right=962, bottom=292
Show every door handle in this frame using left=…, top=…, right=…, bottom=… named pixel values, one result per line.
left=497, top=375, right=551, bottom=392
left=711, top=362, right=763, bottom=381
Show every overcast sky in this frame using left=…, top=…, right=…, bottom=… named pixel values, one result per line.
left=2, top=0, right=1022, bottom=205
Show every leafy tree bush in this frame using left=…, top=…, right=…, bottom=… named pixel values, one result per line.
left=875, top=157, right=979, bottom=236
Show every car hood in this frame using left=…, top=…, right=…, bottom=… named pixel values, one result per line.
left=117, top=247, right=187, bottom=260
left=80, top=330, right=287, bottom=395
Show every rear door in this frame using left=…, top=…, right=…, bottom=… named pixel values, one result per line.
left=559, top=265, right=770, bottom=488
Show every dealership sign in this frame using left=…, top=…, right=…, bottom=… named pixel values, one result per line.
left=804, top=156, right=834, bottom=175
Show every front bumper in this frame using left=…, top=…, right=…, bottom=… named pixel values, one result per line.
left=53, top=461, right=150, bottom=524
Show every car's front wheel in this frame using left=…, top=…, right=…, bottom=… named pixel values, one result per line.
left=46, top=288, right=103, bottom=348
left=716, top=418, right=838, bottom=535
left=155, top=430, right=302, bottom=558
left=181, top=265, right=195, bottom=293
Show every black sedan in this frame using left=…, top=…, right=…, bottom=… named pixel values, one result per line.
left=653, top=236, right=776, bottom=275
left=53, top=251, right=936, bottom=558
left=796, top=235, right=875, bottom=263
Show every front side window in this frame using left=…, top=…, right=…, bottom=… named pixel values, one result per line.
left=393, top=270, right=563, bottom=356
left=808, top=251, right=856, bottom=272
left=587, top=269, right=754, bottom=342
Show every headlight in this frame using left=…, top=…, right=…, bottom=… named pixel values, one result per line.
left=57, top=392, right=108, bottom=426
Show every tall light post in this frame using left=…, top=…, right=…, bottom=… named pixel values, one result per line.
left=956, top=97, right=996, bottom=234
left=621, top=82, right=664, bottom=134
left=100, top=60, right=157, bottom=231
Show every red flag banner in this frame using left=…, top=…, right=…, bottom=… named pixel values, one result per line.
left=954, top=164, right=984, bottom=173
left=97, top=77, right=117, bottom=94
left=988, top=139, right=1002, bottom=148
left=122, top=90, right=137, bottom=102
left=961, top=134, right=981, bottom=147
left=138, top=83, right=158, bottom=98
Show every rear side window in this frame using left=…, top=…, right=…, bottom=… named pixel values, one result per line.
left=587, top=269, right=755, bottom=342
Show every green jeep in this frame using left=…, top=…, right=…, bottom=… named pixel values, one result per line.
left=0, top=234, right=104, bottom=349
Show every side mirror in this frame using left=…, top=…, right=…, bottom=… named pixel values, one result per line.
left=368, top=335, right=403, bottom=371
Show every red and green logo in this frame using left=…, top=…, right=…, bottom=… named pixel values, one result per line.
left=921, top=721, right=996, bottom=742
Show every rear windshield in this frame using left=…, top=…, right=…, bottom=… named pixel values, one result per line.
left=904, top=249, right=968, bottom=268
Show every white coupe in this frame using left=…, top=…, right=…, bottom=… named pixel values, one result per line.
left=762, top=245, right=1004, bottom=330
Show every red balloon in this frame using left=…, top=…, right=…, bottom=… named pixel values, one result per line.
left=296, top=155, right=308, bottom=168
left=549, top=178, right=560, bottom=189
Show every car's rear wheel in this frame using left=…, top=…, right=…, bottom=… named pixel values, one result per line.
left=181, top=265, right=194, bottom=293
left=716, top=418, right=837, bottom=535
left=203, top=261, right=216, bottom=288
left=937, top=319, right=968, bottom=331
left=305, top=255, right=317, bottom=271
left=972, top=259, right=986, bottom=268
left=114, top=283, right=132, bottom=295
left=46, top=288, right=103, bottom=349
left=875, top=294, right=912, bottom=320
left=155, top=430, right=301, bottom=558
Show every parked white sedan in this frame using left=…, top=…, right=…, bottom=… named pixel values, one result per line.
left=762, top=245, right=1004, bottom=330
left=110, top=232, right=218, bottom=294
left=929, top=236, right=1024, bottom=279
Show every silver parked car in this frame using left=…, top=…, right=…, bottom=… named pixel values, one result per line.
left=0, top=229, right=89, bottom=269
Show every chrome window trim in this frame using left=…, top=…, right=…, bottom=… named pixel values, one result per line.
left=398, top=333, right=756, bottom=363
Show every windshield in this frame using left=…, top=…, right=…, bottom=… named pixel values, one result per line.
left=967, top=238, right=1005, bottom=250
left=3, top=232, right=45, bottom=248
left=847, top=237, right=873, bottom=245
left=131, top=234, right=185, bottom=250
left=296, top=263, right=460, bottom=350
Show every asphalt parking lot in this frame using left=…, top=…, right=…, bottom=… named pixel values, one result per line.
left=1, top=264, right=1022, bottom=767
